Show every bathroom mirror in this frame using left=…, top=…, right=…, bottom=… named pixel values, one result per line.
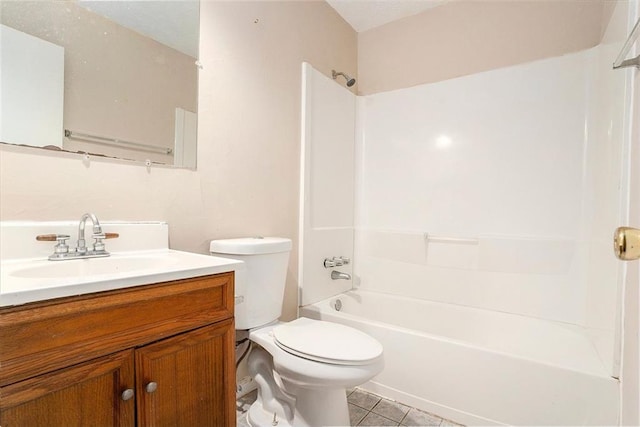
left=0, top=1, right=199, bottom=168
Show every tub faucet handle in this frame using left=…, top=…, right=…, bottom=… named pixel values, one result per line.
left=324, top=256, right=351, bottom=268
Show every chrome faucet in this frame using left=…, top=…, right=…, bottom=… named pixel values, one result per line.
left=36, top=213, right=118, bottom=260
left=77, top=212, right=103, bottom=254
left=331, top=270, right=351, bottom=280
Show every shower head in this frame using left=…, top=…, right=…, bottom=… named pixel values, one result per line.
left=332, top=69, right=356, bottom=87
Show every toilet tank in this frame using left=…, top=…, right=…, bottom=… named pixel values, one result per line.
left=210, top=237, right=292, bottom=330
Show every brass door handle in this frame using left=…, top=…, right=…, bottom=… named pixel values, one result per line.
left=614, top=227, right=640, bottom=260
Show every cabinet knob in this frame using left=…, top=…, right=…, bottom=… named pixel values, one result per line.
left=145, top=382, right=158, bottom=393
left=121, top=388, right=134, bottom=401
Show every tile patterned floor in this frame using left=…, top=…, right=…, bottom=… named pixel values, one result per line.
left=236, top=388, right=465, bottom=427
left=346, top=389, right=463, bottom=426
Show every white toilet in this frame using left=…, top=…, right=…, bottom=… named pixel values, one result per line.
left=210, top=237, right=384, bottom=427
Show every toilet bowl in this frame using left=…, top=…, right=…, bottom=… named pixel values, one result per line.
left=209, top=237, right=384, bottom=427
left=248, top=318, right=383, bottom=426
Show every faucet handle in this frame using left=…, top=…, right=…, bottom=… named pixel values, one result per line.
left=324, top=256, right=351, bottom=268
left=36, top=234, right=71, bottom=257
left=36, top=234, right=70, bottom=242
left=90, top=232, right=119, bottom=240
left=323, top=258, right=336, bottom=268
left=100, top=232, right=119, bottom=239
left=91, top=232, right=118, bottom=252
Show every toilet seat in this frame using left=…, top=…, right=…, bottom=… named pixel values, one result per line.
left=250, top=320, right=384, bottom=388
left=272, top=317, right=383, bottom=365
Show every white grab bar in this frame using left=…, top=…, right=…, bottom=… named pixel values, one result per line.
left=424, top=233, right=479, bottom=245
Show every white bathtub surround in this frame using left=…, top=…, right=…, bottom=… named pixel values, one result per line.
left=298, top=4, right=634, bottom=423
left=355, top=43, right=629, bottom=365
left=299, top=62, right=356, bottom=307
left=302, top=290, right=618, bottom=426
left=348, top=44, right=627, bottom=423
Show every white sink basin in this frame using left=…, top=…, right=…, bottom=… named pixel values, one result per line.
left=10, top=255, right=179, bottom=279
left=1, top=250, right=243, bottom=307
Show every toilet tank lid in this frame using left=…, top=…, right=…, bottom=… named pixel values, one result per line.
left=210, top=237, right=292, bottom=255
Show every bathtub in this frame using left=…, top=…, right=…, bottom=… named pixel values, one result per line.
left=300, top=290, right=619, bottom=426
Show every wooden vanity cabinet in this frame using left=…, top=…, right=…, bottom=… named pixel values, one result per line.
left=1, top=349, right=135, bottom=426
left=135, top=320, right=233, bottom=426
left=0, top=273, right=236, bottom=427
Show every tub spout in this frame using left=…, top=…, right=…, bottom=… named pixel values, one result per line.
left=331, top=270, right=351, bottom=280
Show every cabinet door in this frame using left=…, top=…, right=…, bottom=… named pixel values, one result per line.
left=0, top=350, right=135, bottom=427
left=135, top=319, right=235, bottom=427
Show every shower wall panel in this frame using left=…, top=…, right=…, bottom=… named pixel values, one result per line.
left=354, top=47, right=626, bottom=376
left=299, top=63, right=356, bottom=306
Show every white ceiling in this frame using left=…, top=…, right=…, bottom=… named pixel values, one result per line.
left=76, top=1, right=199, bottom=58
left=326, top=0, right=448, bottom=33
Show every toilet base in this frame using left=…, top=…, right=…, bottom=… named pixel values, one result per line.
left=245, top=321, right=383, bottom=426
left=248, top=401, right=294, bottom=427
left=247, top=386, right=350, bottom=427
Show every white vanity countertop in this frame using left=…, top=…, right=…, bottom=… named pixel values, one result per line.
left=0, top=220, right=244, bottom=307
left=0, top=249, right=243, bottom=307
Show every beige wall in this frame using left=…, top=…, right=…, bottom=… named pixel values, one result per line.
left=0, top=1, right=357, bottom=321
left=358, top=0, right=607, bottom=94
left=197, top=1, right=356, bottom=319
left=1, top=2, right=197, bottom=163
